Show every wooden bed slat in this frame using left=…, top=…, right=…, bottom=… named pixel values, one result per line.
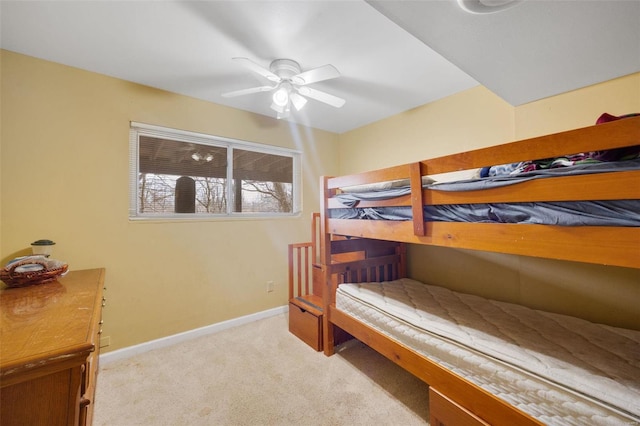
left=328, top=169, right=640, bottom=208
left=420, top=117, right=640, bottom=176
left=327, top=254, right=401, bottom=276
left=425, top=169, right=640, bottom=204
left=327, top=219, right=639, bottom=268
left=329, top=237, right=399, bottom=256
left=326, top=118, right=639, bottom=190
left=328, top=163, right=411, bottom=190
left=288, top=242, right=314, bottom=301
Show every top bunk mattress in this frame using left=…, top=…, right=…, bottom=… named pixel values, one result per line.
left=336, top=278, right=640, bottom=425
left=331, top=157, right=640, bottom=226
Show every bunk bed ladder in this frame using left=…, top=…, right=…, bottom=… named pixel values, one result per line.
left=287, top=213, right=324, bottom=351
left=288, top=213, right=322, bottom=304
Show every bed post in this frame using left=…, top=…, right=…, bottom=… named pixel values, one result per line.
left=398, top=242, right=407, bottom=279
left=320, top=175, right=337, bottom=356
left=409, top=162, right=425, bottom=237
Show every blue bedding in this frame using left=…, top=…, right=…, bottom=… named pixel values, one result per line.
left=331, top=200, right=640, bottom=226
left=331, top=159, right=640, bottom=226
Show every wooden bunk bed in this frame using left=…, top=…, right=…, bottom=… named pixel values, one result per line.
left=316, top=116, right=640, bottom=425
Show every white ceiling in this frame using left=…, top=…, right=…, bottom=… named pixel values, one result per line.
left=1, top=1, right=638, bottom=134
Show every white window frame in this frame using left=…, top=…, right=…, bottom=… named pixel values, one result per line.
left=129, top=122, right=302, bottom=220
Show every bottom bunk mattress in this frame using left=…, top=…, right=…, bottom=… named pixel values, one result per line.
left=336, top=278, right=640, bottom=425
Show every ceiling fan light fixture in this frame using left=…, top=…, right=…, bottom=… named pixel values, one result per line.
left=272, top=85, right=290, bottom=107
left=270, top=101, right=286, bottom=114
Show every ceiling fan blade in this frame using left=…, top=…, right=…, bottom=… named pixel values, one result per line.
left=291, top=64, right=340, bottom=85
left=297, top=87, right=346, bottom=108
left=232, top=57, right=281, bottom=82
left=289, top=92, right=308, bottom=111
left=221, top=85, right=275, bottom=98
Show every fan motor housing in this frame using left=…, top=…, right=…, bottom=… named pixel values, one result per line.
left=270, top=59, right=302, bottom=79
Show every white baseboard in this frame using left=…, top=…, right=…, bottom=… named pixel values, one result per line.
left=99, top=305, right=288, bottom=365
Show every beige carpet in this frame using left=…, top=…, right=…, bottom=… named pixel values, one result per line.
left=93, top=313, right=430, bottom=425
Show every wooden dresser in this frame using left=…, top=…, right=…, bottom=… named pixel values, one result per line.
left=0, top=268, right=106, bottom=426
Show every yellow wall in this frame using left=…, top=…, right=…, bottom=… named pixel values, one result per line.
left=515, top=73, right=640, bottom=138
left=0, top=50, right=340, bottom=351
left=338, top=86, right=515, bottom=173
left=338, top=73, right=640, bottom=330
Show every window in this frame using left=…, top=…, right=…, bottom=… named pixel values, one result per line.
left=129, top=122, right=301, bottom=219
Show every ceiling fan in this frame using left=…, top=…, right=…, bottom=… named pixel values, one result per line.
left=221, top=57, right=346, bottom=119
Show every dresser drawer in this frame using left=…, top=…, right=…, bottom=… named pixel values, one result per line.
left=289, top=302, right=322, bottom=351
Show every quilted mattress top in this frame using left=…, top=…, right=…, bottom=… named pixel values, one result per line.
left=338, top=278, right=640, bottom=419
